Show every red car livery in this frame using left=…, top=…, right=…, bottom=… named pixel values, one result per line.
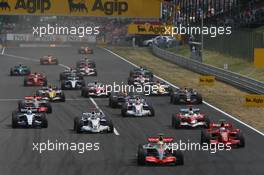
left=201, top=120, right=245, bottom=148
left=24, top=73, right=48, bottom=86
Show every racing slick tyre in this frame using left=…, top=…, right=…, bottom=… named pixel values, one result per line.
left=93, top=71, right=98, bottom=76
left=74, top=118, right=83, bottom=133
left=60, top=94, right=66, bottom=102
left=201, top=130, right=211, bottom=144
left=137, top=144, right=147, bottom=165
left=171, top=115, right=181, bottom=129
left=127, top=77, right=134, bottom=85
left=106, top=120, right=114, bottom=133
left=109, top=98, right=118, bottom=108
left=10, top=69, right=14, bottom=76
left=41, top=114, right=48, bottom=128
left=149, top=106, right=155, bottom=117
left=170, top=95, right=179, bottom=104
left=43, top=80, right=48, bottom=86
left=121, top=107, right=128, bottom=117
left=12, top=111, right=18, bottom=128
left=46, top=103, right=52, bottom=114
left=40, top=60, right=44, bottom=65
left=237, top=132, right=245, bottom=148
left=24, top=79, right=28, bottom=86
left=81, top=89, right=89, bottom=97
left=173, top=150, right=184, bottom=165
left=196, top=94, right=203, bottom=104
left=204, top=117, right=211, bottom=129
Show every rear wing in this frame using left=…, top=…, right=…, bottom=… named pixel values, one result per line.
left=148, top=137, right=173, bottom=143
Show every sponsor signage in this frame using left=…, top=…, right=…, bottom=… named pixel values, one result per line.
left=0, top=0, right=161, bottom=18
left=254, top=48, right=264, bottom=68
left=244, top=95, right=264, bottom=107
left=127, top=23, right=182, bottom=40
left=6, top=33, right=96, bottom=42
left=199, top=76, right=215, bottom=85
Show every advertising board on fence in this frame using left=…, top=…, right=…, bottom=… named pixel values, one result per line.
left=6, top=34, right=96, bottom=43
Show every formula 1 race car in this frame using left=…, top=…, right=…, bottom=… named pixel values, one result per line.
left=78, top=46, right=93, bottom=54
left=59, top=69, right=83, bottom=81
left=121, top=95, right=155, bottom=117
left=61, top=75, right=85, bottom=90
left=81, top=82, right=110, bottom=98
left=76, top=58, right=96, bottom=68
left=145, top=81, right=172, bottom=96
left=109, top=92, right=129, bottom=108
left=24, top=73, right=48, bottom=86
left=18, top=96, right=52, bottom=114
left=128, top=74, right=152, bottom=86
left=201, top=120, right=245, bottom=148
left=10, top=64, right=31, bottom=76
left=36, top=86, right=66, bottom=102
left=137, top=134, right=184, bottom=166
left=77, top=65, right=97, bottom=76
left=171, top=107, right=210, bottom=128
left=40, top=55, right=58, bottom=65
left=12, top=109, right=48, bottom=128
left=170, top=88, right=203, bottom=104
left=129, top=67, right=153, bottom=78
left=74, top=110, right=114, bottom=133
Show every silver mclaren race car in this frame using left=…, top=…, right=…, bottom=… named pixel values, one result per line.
left=121, top=96, right=155, bottom=117
left=74, top=110, right=114, bottom=133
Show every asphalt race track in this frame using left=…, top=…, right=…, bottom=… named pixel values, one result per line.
left=0, top=46, right=263, bottom=175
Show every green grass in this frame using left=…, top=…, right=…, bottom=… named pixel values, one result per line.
left=167, top=45, right=264, bottom=82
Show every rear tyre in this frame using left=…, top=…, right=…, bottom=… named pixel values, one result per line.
left=171, top=115, right=181, bottom=129
left=237, top=132, right=245, bottom=148
left=41, top=114, right=48, bottom=128
left=12, top=112, right=18, bottom=128
left=137, top=144, right=147, bottom=165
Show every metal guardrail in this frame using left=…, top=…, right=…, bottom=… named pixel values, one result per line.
left=152, top=46, right=264, bottom=94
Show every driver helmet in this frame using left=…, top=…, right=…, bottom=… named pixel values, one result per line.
left=27, top=110, right=32, bottom=115
left=189, top=107, right=194, bottom=115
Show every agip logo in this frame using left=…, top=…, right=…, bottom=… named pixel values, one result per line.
left=14, top=0, right=51, bottom=13
left=0, top=0, right=159, bottom=18
left=68, top=0, right=128, bottom=15
left=68, top=0, right=88, bottom=13
left=0, top=0, right=11, bottom=11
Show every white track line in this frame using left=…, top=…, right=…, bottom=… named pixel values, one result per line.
left=104, top=48, right=264, bottom=137
left=89, top=97, right=120, bottom=136
left=2, top=49, right=120, bottom=136
left=1, top=47, right=5, bottom=55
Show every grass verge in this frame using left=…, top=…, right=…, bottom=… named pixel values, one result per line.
left=111, top=46, right=264, bottom=132
left=167, top=45, right=264, bottom=82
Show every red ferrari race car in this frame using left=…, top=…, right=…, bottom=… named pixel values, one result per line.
left=78, top=46, right=93, bottom=54
left=24, top=73, right=47, bottom=86
left=40, top=55, right=59, bottom=65
left=18, top=96, right=52, bottom=114
left=201, top=120, right=245, bottom=148
left=171, top=107, right=210, bottom=128
left=137, top=134, right=184, bottom=166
